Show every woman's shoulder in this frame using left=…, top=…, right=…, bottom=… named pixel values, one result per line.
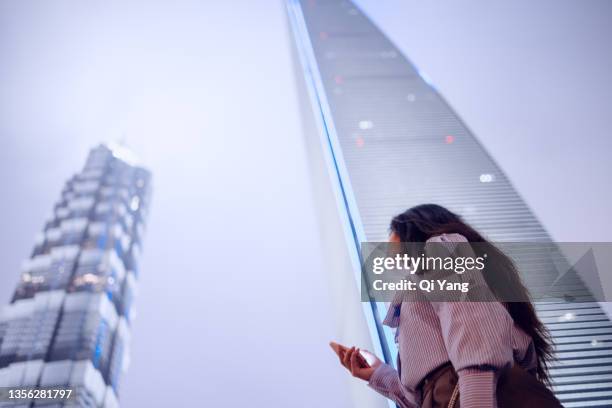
left=426, top=233, right=468, bottom=243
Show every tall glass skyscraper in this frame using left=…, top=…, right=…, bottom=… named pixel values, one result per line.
left=287, top=0, right=612, bottom=406
left=0, top=144, right=151, bottom=407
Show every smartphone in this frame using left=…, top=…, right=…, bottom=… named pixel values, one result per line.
left=329, top=341, right=371, bottom=368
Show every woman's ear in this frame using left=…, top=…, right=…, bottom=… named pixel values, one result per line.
left=389, top=232, right=401, bottom=243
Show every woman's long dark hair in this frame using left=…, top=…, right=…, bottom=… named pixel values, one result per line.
left=390, top=203, right=554, bottom=385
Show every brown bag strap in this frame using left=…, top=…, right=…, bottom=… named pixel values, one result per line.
left=420, top=363, right=563, bottom=408
left=448, top=384, right=460, bottom=408
left=419, top=363, right=458, bottom=408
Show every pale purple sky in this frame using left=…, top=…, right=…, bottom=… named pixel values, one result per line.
left=0, top=0, right=610, bottom=406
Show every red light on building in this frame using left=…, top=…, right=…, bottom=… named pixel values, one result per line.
left=445, top=135, right=455, bottom=144
left=334, top=75, right=344, bottom=84
left=319, top=32, right=328, bottom=40
left=356, top=136, right=365, bottom=148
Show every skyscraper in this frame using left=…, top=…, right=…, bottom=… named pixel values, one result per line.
left=287, top=0, right=612, bottom=406
left=0, top=144, right=151, bottom=407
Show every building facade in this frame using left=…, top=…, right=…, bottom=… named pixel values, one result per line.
left=287, top=0, right=612, bottom=406
left=0, top=144, right=151, bottom=407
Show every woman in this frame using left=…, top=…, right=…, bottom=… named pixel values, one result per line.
left=334, top=204, right=559, bottom=407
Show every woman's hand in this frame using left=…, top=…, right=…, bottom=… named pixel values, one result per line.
left=332, top=343, right=382, bottom=382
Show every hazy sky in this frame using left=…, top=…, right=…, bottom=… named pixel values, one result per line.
left=1, top=0, right=611, bottom=407
left=0, top=0, right=351, bottom=406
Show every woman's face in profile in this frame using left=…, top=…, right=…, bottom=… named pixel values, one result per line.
left=389, top=232, right=401, bottom=243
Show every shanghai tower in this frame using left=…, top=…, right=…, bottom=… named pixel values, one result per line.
left=0, top=144, right=151, bottom=407
left=287, top=0, right=612, bottom=406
